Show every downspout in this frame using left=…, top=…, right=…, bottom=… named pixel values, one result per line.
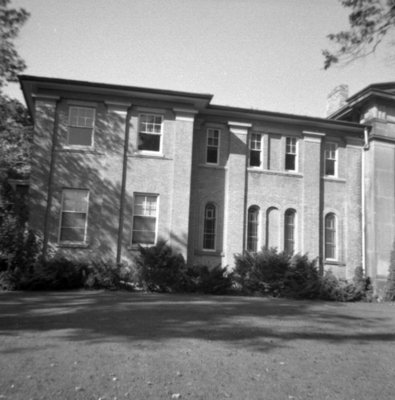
left=361, top=126, right=370, bottom=274
left=116, top=108, right=131, bottom=264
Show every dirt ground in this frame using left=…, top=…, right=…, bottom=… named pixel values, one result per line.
left=0, top=291, right=394, bottom=400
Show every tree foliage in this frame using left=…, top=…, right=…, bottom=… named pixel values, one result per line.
left=323, top=0, right=395, bottom=69
left=0, top=96, right=32, bottom=179
left=0, top=0, right=30, bottom=90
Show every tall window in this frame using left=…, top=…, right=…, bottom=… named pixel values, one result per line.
left=68, top=107, right=95, bottom=146
left=138, top=114, right=163, bottom=152
left=249, top=133, right=262, bottom=167
left=132, top=194, right=158, bottom=245
left=59, top=189, right=89, bottom=243
left=325, top=213, right=337, bottom=259
left=247, top=206, right=259, bottom=252
left=203, top=203, right=216, bottom=250
left=206, top=129, right=220, bottom=164
left=325, top=142, right=337, bottom=176
left=285, top=137, right=297, bottom=171
left=284, top=209, right=296, bottom=254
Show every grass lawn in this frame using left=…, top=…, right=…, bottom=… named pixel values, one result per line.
left=0, top=291, right=395, bottom=400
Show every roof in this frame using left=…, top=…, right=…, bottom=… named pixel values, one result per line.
left=328, top=81, right=395, bottom=120
left=19, top=74, right=366, bottom=133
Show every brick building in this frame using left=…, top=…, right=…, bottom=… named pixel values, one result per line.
left=19, top=75, right=395, bottom=291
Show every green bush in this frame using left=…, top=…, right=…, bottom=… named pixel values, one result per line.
left=84, top=259, right=136, bottom=290
left=18, top=258, right=87, bottom=290
left=384, top=243, right=395, bottom=301
left=283, top=254, right=321, bottom=299
left=184, top=264, right=233, bottom=294
left=319, top=268, right=373, bottom=302
left=135, top=240, right=188, bottom=292
left=234, top=247, right=292, bottom=296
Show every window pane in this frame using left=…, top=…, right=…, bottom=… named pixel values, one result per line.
left=68, top=127, right=93, bottom=146
left=325, top=214, right=336, bottom=259
left=207, top=147, right=218, bottom=164
left=63, top=190, right=89, bottom=212
left=60, top=227, right=85, bottom=242
left=247, top=208, right=259, bottom=252
left=203, top=204, right=216, bottom=249
left=250, top=150, right=261, bottom=167
left=285, top=154, right=296, bottom=170
left=284, top=210, right=295, bottom=254
left=61, top=212, right=86, bottom=229
left=326, top=159, right=335, bottom=176
left=138, top=133, right=160, bottom=151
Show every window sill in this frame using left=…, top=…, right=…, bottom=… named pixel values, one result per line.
left=58, top=242, right=89, bottom=249
left=248, top=168, right=303, bottom=178
left=322, top=176, right=346, bottom=183
left=194, top=250, right=224, bottom=257
left=131, top=153, right=171, bottom=160
left=324, top=259, right=345, bottom=267
left=57, top=147, right=104, bottom=155
left=198, top=164, right=226, bottom=170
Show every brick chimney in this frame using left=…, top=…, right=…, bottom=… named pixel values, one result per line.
left=326, top=84, right=349, bottom=117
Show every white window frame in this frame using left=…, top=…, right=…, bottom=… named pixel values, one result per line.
left=132, top=193, right=159, bottom=246
left=325, top=142, right=338, bottom=177
left=138, top=113, right=164, bottom=155
left=203, top=203, right=217, bottom=251
left=285, top=137, right=297, bottom=171
left=206, top=128, right=220, bottom=165
left=58, top=189, right=90, bottom=244
left=67, top=106, right=96, bottom=148
left=249, top=133, right=262, bottom=168
left=324, top=213, right=337, bottom=260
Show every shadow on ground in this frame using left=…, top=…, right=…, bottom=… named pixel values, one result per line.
left=0, top=291, right=394, bottom=353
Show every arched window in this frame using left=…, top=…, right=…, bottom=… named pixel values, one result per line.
left=266, top=207, right=280, bottom=248
left=325, top=213, right=337, bottom=259
left=203, top=203, right=216, bottom=250
left=247, top=206, right=259, bottom=252
left=284, top=209, right=296, bottom=254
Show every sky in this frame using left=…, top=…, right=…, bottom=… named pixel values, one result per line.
left=5, top=0, right=395, bottom=117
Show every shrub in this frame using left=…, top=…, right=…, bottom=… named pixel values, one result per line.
left=19, top=257, right=87, bottom=290
left=135, top=240, right=187, bottom=292
left=384, top=243, right=395, bottom=301
left=83, top=259, right=136, bottom=290
left=283, top=254, right=321, bottom=299
left=319, top=268, right=373, bottom=302
left=234, top=247, right=291, bottom=296
left=184, top=264, right=233, bottom=294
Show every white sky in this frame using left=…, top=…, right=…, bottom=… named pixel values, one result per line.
left=5, top=0, right=395, bottom=117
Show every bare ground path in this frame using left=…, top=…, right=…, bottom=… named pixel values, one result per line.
left=0, top=291, right=394, bottom=400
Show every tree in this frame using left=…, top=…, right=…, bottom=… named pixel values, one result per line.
left=323, top=0, right=395, bottom=69
left=0, top=0, right=30, bottom=90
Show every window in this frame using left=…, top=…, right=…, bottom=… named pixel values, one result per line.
left=59, top=189, right=89, bottom=243
left=285, top=137, right=297, bottom=171
left=132, top=194, right=158, bottom=245
left=284, top=209, right=296, bottom=254
left=325, top=142, right=337, bottom=176
left=206, top=129, right=220, bottom=164
left=325, top=213, right=337, bottom=259
left=68, top=107, right=95, bottom=146
left=249, top=133, right=262, bottom=167
left=203, top=203, right=216, bottom=250
left=247, top=206, right=259, bottom=252
left=138, top=114, right=163, bottom=152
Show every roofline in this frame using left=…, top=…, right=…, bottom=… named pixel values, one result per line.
left=19, top=74, right=366, bottom=132
left=19, top=74, right=214, bottom=101
left=208, top=104, right=366, bottom=131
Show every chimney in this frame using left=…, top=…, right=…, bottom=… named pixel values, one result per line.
left=326, top=84, right=349, bottom=117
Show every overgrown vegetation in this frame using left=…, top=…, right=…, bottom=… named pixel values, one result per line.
left=384, top=242, right=395, bottom=301
left=234, top=247, right=373, bottom=302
